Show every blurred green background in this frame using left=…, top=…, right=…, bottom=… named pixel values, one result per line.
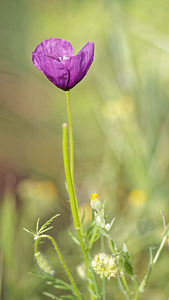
left=0, top=0, right=169, bottom=299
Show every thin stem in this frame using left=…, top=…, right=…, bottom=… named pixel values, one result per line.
left=120, top=271, right=132, bottom=300
left=62, top=124, right=95, bottom=300
left=34, top=234, right=82, bottom=300
left=153, top=235, right=167, bottom=265
left=65, top=91, right=82, bottom=236
left=161, top=210, right=169, bottom=248
left=63, top=123, right=80, bottom=231
left=101, top=236, right=106, bottom=300
left=66, top=91, right=74, bottom=178
left=133, top=277, right=139, bottom=300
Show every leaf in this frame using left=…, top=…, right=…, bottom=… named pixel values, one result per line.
left=47, top=278, right=73, bottom=289
left=23, top=228, right=34, bottom=236
left=38, top=214, right=60, bottom=235
left=123, top=261, right=134, bottom=276
left=29, top=271, right=55, bottom=281
left=68, top=231, right=80, bottom=246
left=109, top=238, right=117, bottom=253
left=87, top=227, right=100, bottom=250
left=53, top=285, right=74, bottom=291
left=85, top=221, right=96, bottom=237
left=81, top=206, right=85, bottom=224
left=36, top=217, right=40, bottom=233
left=139, top=247, right=153, bottom=293
left=122, top=244, right=134, bottom=276
left=99, top=227, right=109, bottom=238
left=43, top=291, right=60, bottom=299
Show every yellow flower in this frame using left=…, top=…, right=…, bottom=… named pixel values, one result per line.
left=90, top=193, right=99, bottom=201
left=128, top=189, right=147, bottom=206
left=90, top=193, right=101, bottom=210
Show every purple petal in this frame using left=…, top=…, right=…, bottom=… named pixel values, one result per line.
left=33, top=38, right=73, bottom=60
left=63, top=42, right=94, bottom=89
left=32, top=53, right=69, bottom=90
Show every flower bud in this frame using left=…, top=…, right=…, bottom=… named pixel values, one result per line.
left=34, top=251, right=55, bottom=276
left=90, top=193, right=101, bottom=211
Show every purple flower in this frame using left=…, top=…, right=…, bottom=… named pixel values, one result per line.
left=32, top=38, right=94, bottom=91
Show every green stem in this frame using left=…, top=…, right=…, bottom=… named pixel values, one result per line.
left=34, top=234, right=82, bottom=300
left=62, top=124, right=95, bottom=300
left=153, top=235, right=167, bottom=265
left=66, top=91, right=74, bottom=179
left=133, top=277, right=139, bottom=300
left=101, top=236, right=106, bottom=300
left=108, top=238, right=132, bottom=300
left=63, top=123, right=80, bottom=231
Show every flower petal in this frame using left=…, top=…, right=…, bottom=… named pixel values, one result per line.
left=32, top=53, right=69, bottom=90
left=33, top=38, right=73, bottom=60
left=63, top=42, right=94, bottom=89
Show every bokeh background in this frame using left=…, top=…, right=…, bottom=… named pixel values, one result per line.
left=0, top=0, right=169, bottom=299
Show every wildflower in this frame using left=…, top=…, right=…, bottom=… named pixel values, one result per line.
left=90, top=193, right=101, bottom=211
left=91, top=253, right=118, bottom=280
left=32, top=38, right=94, bottom=91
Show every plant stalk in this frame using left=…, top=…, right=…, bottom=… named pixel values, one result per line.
left=34, top=234, right=82, bottom=300
left=66, top=91, right=74, bottom=179
left=62, top=123, right=95, bottom=300
left=153, top=235, right=167, bottom=265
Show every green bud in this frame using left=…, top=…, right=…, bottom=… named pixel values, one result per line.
left=34, top=251, right=55, bottom=276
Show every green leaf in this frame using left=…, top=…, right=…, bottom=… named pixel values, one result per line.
left=81, top=207, right=85, bottom=224
left=36, top=217, right=40, bottom=233
left=139, top=247, right=153, bottom=293
left=68, top=231, right=80, bottom=246
left=99, top=227, right=109, bottom=238
left=87, top=227, right=100, bottom=250
left=23, top=228, right=34, bottom=236
left=85, top=221, right=96, bottom=237
left=43, top=291, right=60, bottom=299
left=47, top=278, right=73, bottom=289
left=122, top=244, right=134, bottom=276
left=109, top=238, right=117, bottom=253
left=123, top=261, right=134, bottom=276
left=53, top=285, right=74, bottom=291
left=38, top=214, right=60, bottom=235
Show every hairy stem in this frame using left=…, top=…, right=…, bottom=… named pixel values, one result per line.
left=34, top=234, right=82, bottom=300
